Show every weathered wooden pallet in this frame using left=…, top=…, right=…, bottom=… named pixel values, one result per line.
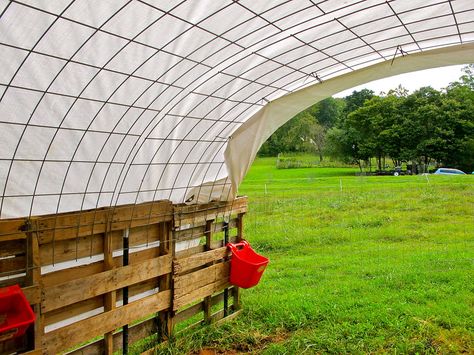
left=0, top=197, right=247, bottom=354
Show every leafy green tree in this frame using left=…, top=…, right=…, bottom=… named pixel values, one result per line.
left=326, top=127, right=364, bottom=170
left=343, top=89, right=375, bottom=116
left=401, top=87, right=448, bottom=170
left=458, top=64, right=474, bottom=90
left=310, top=122, right=326, bottom=161
left=315, top=97, right=345, bottom=128
left=336, top=92, right=406, bottom=171
left=258, top=97, right=342, bottom=157
left=443, top=68, right=474, bottom=171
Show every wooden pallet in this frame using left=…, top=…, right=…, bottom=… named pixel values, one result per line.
left=0, top=197, right=247, bottom=354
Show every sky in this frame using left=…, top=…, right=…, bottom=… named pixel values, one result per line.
left=333, top=65, right=466, bottom=98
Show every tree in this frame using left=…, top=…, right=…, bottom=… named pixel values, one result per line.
left=458, top=64, right=474, bottom=90
left=310, top=122, right=326, bottom=161
left=443, top=70, right=474, bottom=171
left=283, top=112, right=315, bottom=152
left=343, top=89, right=375, bottom=116
left=315, top=97, right=345, bottom=128
left=258, top=97, right=341, bottom=157
left=337, top=92, right=407, bottom=171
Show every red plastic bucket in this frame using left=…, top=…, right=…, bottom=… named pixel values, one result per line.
left=0, top=285, right=36, bottom=342
left=227, top=240, right=269, bottom=289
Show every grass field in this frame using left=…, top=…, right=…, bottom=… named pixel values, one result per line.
left=159, top=157, right=473, bottom=354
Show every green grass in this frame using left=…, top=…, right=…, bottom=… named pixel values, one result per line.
left=156, top=157, right=474, bottom=354
left=275, top=153, right=357, bottom=169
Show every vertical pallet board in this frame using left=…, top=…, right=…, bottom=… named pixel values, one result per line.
left=203, top=219, right=214, bottom=324
left=25, top=229, right=42, bottom=353
left=157, top=220, right=174, bottom=341
left=103, top=214, right=116, bottom=354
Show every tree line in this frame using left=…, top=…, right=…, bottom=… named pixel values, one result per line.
left=259, top=64, right=474, bottom=173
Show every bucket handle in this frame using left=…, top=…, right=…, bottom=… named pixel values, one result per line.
left=226, top=240, right=249, bottom=253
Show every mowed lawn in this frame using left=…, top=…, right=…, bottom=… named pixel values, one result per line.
left=161, top=157, right=474, bottom=354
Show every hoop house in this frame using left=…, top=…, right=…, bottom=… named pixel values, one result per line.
left=0, top=0, right=473, bottom=218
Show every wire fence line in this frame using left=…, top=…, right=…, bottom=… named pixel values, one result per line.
left=241, top=175, right=473, bottom=276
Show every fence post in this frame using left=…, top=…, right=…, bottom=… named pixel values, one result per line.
left=157, top=220, right=174, bottom=341
left=103, top=214, right=116, bottom=355
left=223, top=221, right=229, bottom=317
left=203, top=219, right=214, bottom=323
left=25, top=219, right=43, bottom=352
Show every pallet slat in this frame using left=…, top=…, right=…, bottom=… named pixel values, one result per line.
left=174, top=219, right=238, bottom=242
left=66, top=316, right=157, bottom=355
left=44, top=279, right=160, bottom=326
left=43, top=290, right=171, bottom=354
left=110, top=201, right=173, bottom=230
left=174, top=261, right=230, bottom=311
left=174, top=262, right=229, bottom=298
left=41, top=246, right=161, bottom=287
left=174, top=247, right=228, bottom=275
left=174, top=279, right=231, bottom=311
left=0, top=219, right=27, bottom=241
left=39, top=233, right=111, bottom=266
left=22, top=285, right=41, bottom=305
left=35, top=209, right=110, bottom=244
left=42, top=254, right=172, bottom=312
left=34, top=201, right=172, bottom=244
left=174, top=197, right=247, bottom=227
left=0, top=255, right=26, bottom=275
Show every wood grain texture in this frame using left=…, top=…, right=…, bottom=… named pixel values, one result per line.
left=42, top=254, right=172, bottom=312
left=174, top=278, right=230, bottom=311
left=0, top=219, right=27, bottom=241
left=66, top=317, right=157, bottom=355
left=173, top=247, right=228, bottom=275
left=103, top=230, right=116, bottom=355
left=173, top=197, right=247, bottom=227
left=32, top=200, right=172, bottom=244
left=41, top=246, right=160, bottom=287
left=22, top=285, right=41, bottom=305
left=43, top=290, right=171, bottom=354
left=0, top=255, right=26, bottom=275
left=174, top=262, right=229, bottom=298
left=44, top=279, right=159, bottom=326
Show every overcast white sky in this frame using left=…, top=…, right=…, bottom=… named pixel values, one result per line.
left=333, top=65, right=466, bottom=98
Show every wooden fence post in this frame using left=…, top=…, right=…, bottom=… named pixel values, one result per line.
left=157, top=221, right=174, bottom=340
left=103, top=215, right=116, bottom=355
left=203, top=219, right=214, bottom=323
left=25, top=220, right=43, bottom=352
